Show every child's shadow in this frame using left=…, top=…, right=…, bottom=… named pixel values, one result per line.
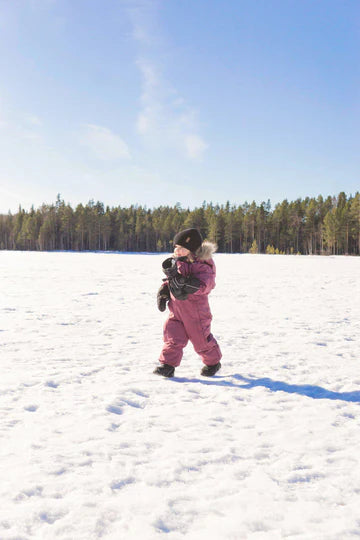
left=172, top=374, right=360, bottom=403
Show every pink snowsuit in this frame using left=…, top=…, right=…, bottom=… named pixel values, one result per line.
left=159, top=256, right=222, bottom=367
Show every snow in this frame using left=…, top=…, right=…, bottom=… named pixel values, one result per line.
left=1, top=251, right=360, bottom=540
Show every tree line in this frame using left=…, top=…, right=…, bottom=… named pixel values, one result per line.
left=0, top=192, right=359, bottom=255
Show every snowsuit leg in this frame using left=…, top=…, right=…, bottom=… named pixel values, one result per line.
left=182, top=316, right=222, bottom=366
left=159, top=316, right=189, bottom=367
left=163, top=299, right=221, bottom=367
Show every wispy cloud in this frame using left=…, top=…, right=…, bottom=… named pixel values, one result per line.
left=136, top=58, right=208, bottom=160
left=127, top=3, right=208, bottom=161
left=185, top=135, right=208, bottom=160
left=125, top=0, right=158, bottom=45
left=135, top=60, right=160, bottom=136
left=80, top=124, right=131, bottom=161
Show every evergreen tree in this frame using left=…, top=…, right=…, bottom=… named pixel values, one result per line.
left=323, top=208, right=338, bottom=254
left=350, top=193, right=360, bottom=254
left=249, top=239, right=258, bottom=254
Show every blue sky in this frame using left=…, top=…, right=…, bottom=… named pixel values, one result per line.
left=0, top=0, right=359, bottom=213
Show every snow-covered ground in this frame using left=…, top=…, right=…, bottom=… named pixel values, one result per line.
left=1, top=251, right=359, bottom=540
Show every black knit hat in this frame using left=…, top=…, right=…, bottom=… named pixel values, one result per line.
left=173, top=228, right=203, bottom=253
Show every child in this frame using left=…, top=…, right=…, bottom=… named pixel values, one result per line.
left=154, top=228, right=222, bottom=378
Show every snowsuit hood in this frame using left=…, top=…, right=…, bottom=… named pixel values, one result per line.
left=195, top=241, right=217, bottom=261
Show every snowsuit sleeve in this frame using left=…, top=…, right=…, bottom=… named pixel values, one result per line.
left=176, top=259, right=216, bottom=296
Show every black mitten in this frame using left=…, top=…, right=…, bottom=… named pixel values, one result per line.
left=157, top=282, right=170, bottom=312
left=169, top=275, right=201, bottom=300
left=168, top=275, right=189, bottom=300
left=162, top=257, right=178, bottom=278
left=162, top=257, right=201, bottom=300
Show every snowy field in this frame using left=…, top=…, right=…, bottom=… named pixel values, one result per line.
left=1, top=251, right=360, bottom=540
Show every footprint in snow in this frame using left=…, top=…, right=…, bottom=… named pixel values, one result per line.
left=107, top=404, right=124, bottom=415
left=45, top=380, right=59, bottom=388
left=15, top=486, right=43, bottom=501
left=39, top=510, right=67, bottom=524
left=106, top=389, right=149, bottom=416
left=108, top=422, right=121, bottom=431
left=288, top=472, right=325, bottom=483
left=24, top=405, right=38, bottom=412
left=110, top=477, right=136, bottom=490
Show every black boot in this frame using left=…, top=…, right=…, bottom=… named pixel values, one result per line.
left=201, top=362, right=221, bottom=377
left=153, top=364, right=175, bottom=378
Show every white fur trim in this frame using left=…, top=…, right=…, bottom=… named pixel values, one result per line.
left=195, top=241, right=217, bottom=260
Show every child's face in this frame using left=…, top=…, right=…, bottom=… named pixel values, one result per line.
left=174, top=244, right=190, bottom=258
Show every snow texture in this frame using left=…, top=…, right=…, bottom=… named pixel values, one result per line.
left=0, top=251, right=359, bottom=539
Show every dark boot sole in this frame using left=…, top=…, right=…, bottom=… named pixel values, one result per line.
left=201, top=362, right=221, bottom=377
left=153, top=366, right=175, bottom=378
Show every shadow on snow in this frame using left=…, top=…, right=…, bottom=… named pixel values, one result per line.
left=171, top=374, right=360, bottom=403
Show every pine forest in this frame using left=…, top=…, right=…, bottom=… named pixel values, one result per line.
left=1, top=192, right=360, bottom=255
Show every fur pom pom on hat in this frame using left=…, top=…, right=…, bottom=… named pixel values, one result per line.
left=173, top=228, right=203, bottom=253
